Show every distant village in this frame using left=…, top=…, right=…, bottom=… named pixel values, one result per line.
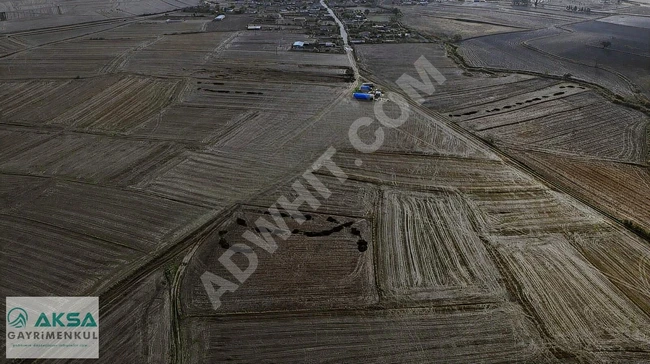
left=175, top=0, right=427, bottom=53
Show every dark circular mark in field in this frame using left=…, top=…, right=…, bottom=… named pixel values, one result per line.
left=463, top=111, right=478, bottom=116
left=560, top=86, right=565, bottom=88
left=516, top=102, right=523, bottom=105
left=567, top=85, right=575, bottom=88
left=357, top=239, right=368, bottom=252
left=326, top=216, right=339, bottom=223
left=532, top=97, right=541, bottom=101
left=305, top=214, right=312, bottom=221
left=236, top=218, right=247, bottom=226
left=351, top=227, right=361, bottom=236
left=553, top=92, right=565, bottom=96
left=219, top=237, right=230, bottom=249
left=503, top=105, right=512, bottom=109
left=218, top=230, right=228, bottom=236
left=292, top=229, right=300, bottom=234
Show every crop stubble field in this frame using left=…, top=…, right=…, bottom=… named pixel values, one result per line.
left=1, top=2, right=650, bottom=362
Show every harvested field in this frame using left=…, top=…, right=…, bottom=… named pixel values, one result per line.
left=0, top=132, right=184, bottom=185
left=96, top=20, right=208, bottom=39
left=96, top=267, right=171, bottom=364
left=399, top=2, right=589, bottom=32
left=182, top=305, right=553, bottom=363
left=0, top=35, right=24, bottom=55
left=524, top=18, right=650, bottom=99
left=449, top=86, right=648, bottom=163
left=9, top=21, right=130, bottom=47
left=355, top=102, right=499, bottom=159
left=458, top=27, right=639, bottom=99
left=400, top=9, right=521, bottom=40
left=136, top=150, right=299, bottom=210
left=0, top=38, right=144, bottom=78
left=0, top=0, right=198, bottom=31
left=0, top=77, right=119, bottom=124
left=5, top=181, right=210, bottom=252
left=467, top=188, right=607, bottom=235
left=355, top=43, right=558, bottom=110
left=0, top=126, right=52, bottom=160
left=0, top=76, right=184, bottom=132
left=567, top=228, right=650, bottom=317
left=510, top=150, right=650, bottom=232
left=182, top=208, right=377, bottom=313
left=248, top=174, right=379, bottom=219
left=130, top=105, right=247, bottom=144
left=332, top=151, right=538, bottom=192
left=121, top=32, right=235, bottom=76
left=377, top=189, right=503, bottom=304
left=48, top=76, right=186, bottom=132
left=0, top=174, right=48, bottom=211
left=0, top=214, right=140, bottom=296
left=491, top=234, right=650, bottom=352
left=203, top=31, right=351, bottom=82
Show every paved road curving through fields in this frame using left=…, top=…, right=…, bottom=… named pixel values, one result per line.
left=321, top=0, right=359, bottom=81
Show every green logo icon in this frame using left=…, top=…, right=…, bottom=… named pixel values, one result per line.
left=7, top=308, right=28, bottom=329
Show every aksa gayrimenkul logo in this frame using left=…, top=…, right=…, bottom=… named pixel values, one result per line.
left=6, top=308, right=28, bottom=329
left=6, top=297, right=99, bottom=359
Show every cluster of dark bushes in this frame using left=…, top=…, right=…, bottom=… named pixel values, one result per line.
left=565, top=5, right=590, bottom=12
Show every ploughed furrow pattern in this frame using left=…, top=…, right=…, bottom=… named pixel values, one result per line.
left=248, top=174, right=378, bottom=219
left=0, top=127, right=52, bottom=160
left=471, top=93, right=648, bottom=163
left=182, top=209, right=378, bottom=314
left=458, top=28, right=635, bottom=97
left=356, top=105, right=498, bottom=160
left=183, top=306, right=553, bottom=363
left=137, top=150, right=294, bottom=210
left=567, top=229, right=650, bottom=317
left=513, top=150, right=650, bottom=232
left=0, top=215, right=141, bottom=297
left=0, top=78, right=119, bottom=124
left=49, top=76, right=183, bottom=132
left=378, top=189, right=503, bottom=304
left=493, top=234, right=650, bottom=352
left=0, top=132, right=184, bottom=185
left=5, top=181, right=209, bottom=252
left=467, top=189, right=607, bottom=235
left=333, top=152, right=538, bottom=192
left=0, top=174, right=49, bottom=211
left=457, top=91, right=597, bottom=131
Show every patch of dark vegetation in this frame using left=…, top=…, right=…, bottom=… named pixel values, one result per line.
left=236, top=218, right=247, bottom=226
left=357, top=239, right=368, bottom=252
left=219, top=237, right=230, bottom=249
left=297, top=220, right=355, bottom=237
left=623, top=220, right=650, bottom=241
left=553, top=92, right=565, bottom=96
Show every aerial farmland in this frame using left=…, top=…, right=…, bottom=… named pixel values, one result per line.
left=0, top=0, right=649, bottom=362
